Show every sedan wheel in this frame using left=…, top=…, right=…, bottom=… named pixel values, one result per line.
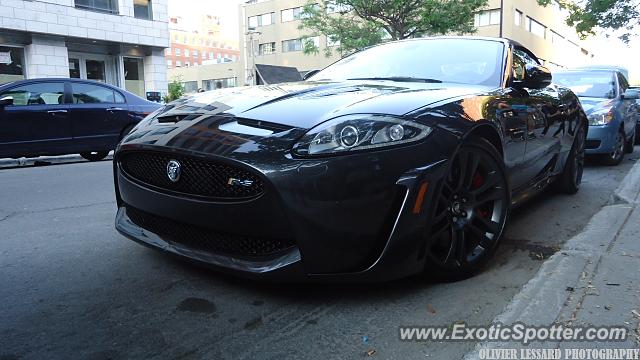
left=425, top=139, right=509, bottom=281
left=80, top=151, right=109, bottom=162
left=555, top=125, right=585, bottom=194
left=600, top=129, right=625, bottom=166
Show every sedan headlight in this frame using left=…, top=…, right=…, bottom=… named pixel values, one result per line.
left=588, top=108, right=614, bottom=125
left=293, top=114, right=433, bottom=156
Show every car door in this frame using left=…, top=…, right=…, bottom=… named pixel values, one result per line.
left=68, top=82, right=129, bottom=150
left=511, top=49, right=562, bottom=186
left=616, top=72, right=635, bottom=139
left=0, top=81, right=71, bottom=158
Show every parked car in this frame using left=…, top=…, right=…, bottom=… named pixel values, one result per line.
left=630, top=86, right=640, bottom=144
left=0, top=78, right=162, bottom=161
left=553, top=69, right=638, bottom=165
left=114, top=37, right=587, bottom=282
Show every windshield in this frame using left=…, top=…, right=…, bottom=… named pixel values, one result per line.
left=553, top=71, right=616, bottom=99
left=310, top=38, right=505, bottom=86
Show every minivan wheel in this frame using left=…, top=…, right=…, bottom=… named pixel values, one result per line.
left=80, top=151, right=108, bottom=162
left=424, top=138, right=509, bottom=281
left=600, top=128, right=625, bottom=166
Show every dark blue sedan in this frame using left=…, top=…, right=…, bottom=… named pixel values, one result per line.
left=0, top=78, right=161, bottom=161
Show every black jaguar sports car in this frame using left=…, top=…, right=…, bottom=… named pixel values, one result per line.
left=114, top=37, right=587, bottom=282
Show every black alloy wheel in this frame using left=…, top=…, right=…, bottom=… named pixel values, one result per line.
left=80, top=151, right=109, bottom=162
left=556, top=125, right=585, bottom=194
left=600, top=128, right=625, bottom=166
left=425, top=138, right=509, bottom=281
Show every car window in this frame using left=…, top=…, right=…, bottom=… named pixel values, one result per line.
left=0, top=82, right=65, bottom=106
left=114, top=91, right=126, bottom=104
left=72, top=83, right=118, bottom=104
left=512, top=51, right=526, bottom=82
left=310, top=39, right=505, bottom=86
left=617, top=73, right=629, bottom=93
left=553, top=71, right=616, bottom=99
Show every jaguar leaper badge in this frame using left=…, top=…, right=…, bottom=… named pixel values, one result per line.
left=166, top=160, right=181, bottom=183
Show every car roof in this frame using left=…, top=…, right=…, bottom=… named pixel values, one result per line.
left=0, top=78, right=123, bottom=90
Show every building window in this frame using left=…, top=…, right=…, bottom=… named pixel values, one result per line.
left=327, top=35, right=340, bottom=47
left=185, top=61, right=190, bottom=67
left=183, top=81, right=198, bottom=93
left=474, top=9, right=501, bottom=27
left=184, top=49, right=190, bottom=57
left=123, top=57, right=145, bottom=98
left=193, top=50, right=198, bottom=57
left=133, top=0, right=152, bottom=20
left=167, top=60, right=172, bottom=67
left=69, top=58, right=80, bottom=78
left=514, top=10, right=522, bottom=27
left=176, top=60, right=182, bottom=67
left=550, top=30, right=563, bottom=44
left=326, top=2, right=351, bottom=14
left=175, top=48, right=181, bottom=56
left=74, top=0, right=118, bottom=14
left=258, top=42, right=276, bottom=55
left=248, top=12, right=275, bottom=28
left=203, top=77, right=236, bottom=91
left=209, top=51, right=215, bottom=59
left=281, top=7, right=303, bottom=22
left=282, top=39, right=302, bottom=52
left=526, top=17, right=546, bottom=38
left=0, top=46, right=25, bottom=85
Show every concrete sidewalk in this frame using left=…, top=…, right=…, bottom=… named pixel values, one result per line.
left=465, top=161, right=640, bottom=358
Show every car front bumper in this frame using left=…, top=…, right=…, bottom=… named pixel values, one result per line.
left=114, top=129, right=456, bottom=282
left=585, top=124, right=618, bottom=154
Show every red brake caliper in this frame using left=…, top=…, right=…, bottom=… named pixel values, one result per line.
left=472, top=172, right=490, bottom=218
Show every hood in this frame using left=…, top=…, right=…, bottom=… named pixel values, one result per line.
left=158, top=80, right=490, bottom=130
left=577, top=97, right=615, bottom=115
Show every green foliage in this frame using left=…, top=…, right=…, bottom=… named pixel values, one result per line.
left=299, top=0, right=488, bottom=56
left=538, top=0, right=639, bottom=42
left=164, top=78, right=185, bottom=103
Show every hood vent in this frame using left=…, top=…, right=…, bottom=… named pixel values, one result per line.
left=157, top=113, right=204, bottom=123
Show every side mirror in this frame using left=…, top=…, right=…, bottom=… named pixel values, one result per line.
left=515, top=64, right=552, bottom=89
left=622, top=89, right=639, bottom=100
left=0, top=96, right=13, bottom=107
left=303, top=69, right=320, bottom=81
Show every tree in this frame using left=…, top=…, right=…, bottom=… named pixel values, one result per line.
left=299, top=0, right=488, bottom=57
left=163, top=77, right=185, bottom=103
left=538, top=0, right=639, bottom=42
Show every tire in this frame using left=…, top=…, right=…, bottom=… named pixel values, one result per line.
left=80, top=151, right=108, bottom=162
left=555, top=125, right=585, bottom=194
left=424, top=138, right=510, bottom=281
left=625, top=126, right=636, bottom=153
left=599, top=128, right=625, bottom=166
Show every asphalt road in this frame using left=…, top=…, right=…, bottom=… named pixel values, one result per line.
left=0, top=151, right=637, bottom=360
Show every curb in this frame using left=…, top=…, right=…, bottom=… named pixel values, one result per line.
left=463, top=160, right=640, bottom=359
left=0, top=152, right=114, bottom=168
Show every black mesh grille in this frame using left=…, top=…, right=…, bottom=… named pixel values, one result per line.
left=119, top=152, right=264, bottom=199
left=126, top=206, right=295, bottom=259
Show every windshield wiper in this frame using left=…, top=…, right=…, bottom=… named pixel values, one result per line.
left=347, top=76, right=442, bottom=83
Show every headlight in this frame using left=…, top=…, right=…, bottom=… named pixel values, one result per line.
left=292, top=114, right=433, bottom=156
left=588, top=108, right=614, bottom=125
